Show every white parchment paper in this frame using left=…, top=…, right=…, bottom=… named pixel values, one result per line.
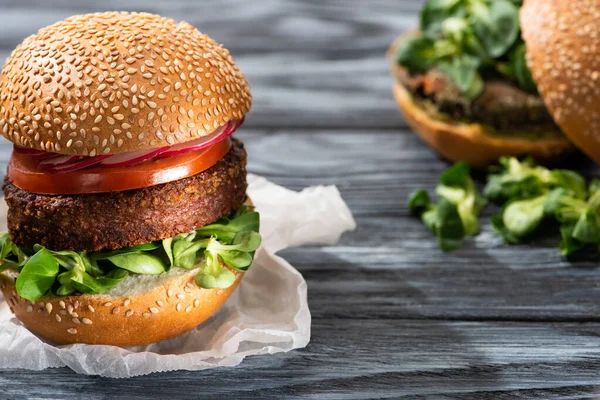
left=0, top=174, right=356, bottom=377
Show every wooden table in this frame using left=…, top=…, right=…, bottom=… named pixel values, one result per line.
left=2, top=1, right=600, bottom=398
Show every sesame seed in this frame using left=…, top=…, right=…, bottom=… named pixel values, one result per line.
left=167, top=289, right=173, bottom=298
left=112, top=307, right=121, bottom=315
left=185, top=305, right=193, bottom=313
left=194, top=299, right=200, bottom=308
left=88, top=305, right=95, bottom=313
left=177, top=294, right=185, bottom=300
left=67, top=328, right=78, bottom=335
left=104, top=302, right=113, bottom=307
left=26, top=305, right=33, bottom=313
left=59, top=300, right=66, bottom=309
left=156, top=301, right=164, bottom=307
left=55, top=314, right=62, bottom=322
left=0, top=11, right=251, bottom=156
left=176, top=303, right=182, bottom=312
left=82, top=318, right=93, bottom=325
left=72, top=317, right=81, bottom=324
left=149, top=307, right=159, bottom=314
left=124, top=299, right=131, bottom=307
left=45, top=303, right=53, bottom=314
left=143, top=312, right=151, bottom=318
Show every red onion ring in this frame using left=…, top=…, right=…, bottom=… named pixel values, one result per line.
left=19, top=119, right=244, bottom=173
left=157, top=124, right=231, bottom=158
left=98, top=147, right=169, bottom=168
left=39, top=155, right=84, bottom=169
left=43, top=155, right=112, bottom=173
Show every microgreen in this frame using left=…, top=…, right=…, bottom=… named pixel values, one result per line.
left=396, top=0, right=533, bottom=97
left=409, top=157, right=600, bottom=258
left=408, top=161, right=486, bottom=251
left=486, top=157, right=600, bottom=257
left=0, top=203, right=261, bottom=300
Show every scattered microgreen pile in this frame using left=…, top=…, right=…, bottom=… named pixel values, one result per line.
left=0, top=203, right=261, bottom=301
left=409, top=157, right=600, bottom=257
left=408, top=161, right=486, bottom=250
left=394, top=0, right=535, bottom=98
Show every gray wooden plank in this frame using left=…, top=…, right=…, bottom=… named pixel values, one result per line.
left=1, top=129, right=600, bottom=399
left=2, top=320, right=600, bottom=399
left=0, top=0, right=600, bottom=397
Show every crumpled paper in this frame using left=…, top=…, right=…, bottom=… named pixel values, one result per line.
left=0, top=174, right=356, bottom=377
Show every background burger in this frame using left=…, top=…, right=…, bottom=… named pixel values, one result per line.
left=388, top=0, right=576, bottom=167
left=0, top=12, right=261, bottom=347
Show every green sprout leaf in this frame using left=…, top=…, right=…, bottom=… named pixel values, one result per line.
left=195, top=212, right=260, bottom=243
left=394, top=36, right=438, bottom=74
left=15, top=248, right=59, bottom=301
left=437, top=54, right=482, bottom=97
left=508, top=43, right=537, bottom=91
left=572, top=209, right=600, bottom=244
left=558, top=222, right=584, bottom=257
left=437, top=161, right=487, bottom=235
left=484, top=157, right=554, bottom=202
left=106, top=252, right=166, bottom=275
left=420, top=0, right=465, bottom=37
left=436, top=196, right=466, bottom=251
left=172, top=237, right=208, bottom=269
left=501, top=195, right=547, bottom=238
left=551, top=170, right=587, bottom=199
left=0, top=233, right=22, bottom=270
left=439, top=161, right=470, bottom=186
left=543, top=188, right=588, bottom=222
left=408, top=162, right=484, bottom=251
left=162, top=237, right=174, bottom=269
left=195, top=251, right=237, bottom=289
left=408, top=189, right=432, bottom=214
left=469, top=0, right=519, bottom=58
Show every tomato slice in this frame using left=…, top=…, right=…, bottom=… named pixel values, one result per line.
left=8, top=138, right=231, bottom=195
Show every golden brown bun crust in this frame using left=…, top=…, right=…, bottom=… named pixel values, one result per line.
left=0, top=267, right=243, bottom=347
left=521, top=0, right=600, bottom=164
left=393, top=82, right=573, bottom=167
left=0, top=12, right=251, bottom=156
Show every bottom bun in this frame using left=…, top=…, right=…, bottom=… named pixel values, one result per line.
left=393, top=82, right=574, bottom=167
left=0, top=266, right=243, bottom=347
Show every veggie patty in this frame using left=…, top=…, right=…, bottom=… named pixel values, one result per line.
left=3, top=138, right=248, bottom=252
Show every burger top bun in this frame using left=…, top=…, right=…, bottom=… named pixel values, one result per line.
left=521, top=0, right=600, bottom=164
left=0, top=12, right=252, bottom=156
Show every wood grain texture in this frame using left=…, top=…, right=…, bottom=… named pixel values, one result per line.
left=2, top=0, right=600, bottom=398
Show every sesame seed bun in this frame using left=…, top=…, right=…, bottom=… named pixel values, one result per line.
left=521, top=0, right=600, bottom=164
left=0, top=12, right=251, bottom=156
left=393, top=81, right=573, bottom=167
left=0, top=264, right=243, bottom=347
